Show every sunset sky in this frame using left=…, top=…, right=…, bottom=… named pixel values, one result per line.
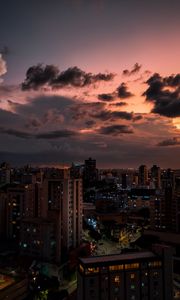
left=0, top=0, right=180, bottom=168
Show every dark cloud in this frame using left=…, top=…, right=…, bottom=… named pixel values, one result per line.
left=36, top=130, right=77, bottom=139
left=10, top=95, right=75, bottom=125
left=22, top=64, right=59, bottom=90
left=92, top=110, right=134, bottom=121
left=122, top=63, right=142, bottom=76
left=25, top=118, right=42, bottom=129
left=98, top=83, right=133, bottom=102
left=133, top=115, right=143, bottom=121
left=53, top=67, right=115, bottom=88
left=0, top=126, right=77, bottom=140
left=157, top=137, right=180, bottom=147
left=98, top=93, right=115, bottom=102
left=85, top=120, right=96, bottom=127
left=0, top=127, right=32, bottom=139
left=71, top=101, right=105, bottom=120
left=0, top=108, right=25, bottom=127
left=164, top=74, right=180, bottom=87
left=143, top=73, right=180, bottom=117
left=22, top=65, right=115, bottom=90
left=117, top=83, right=134, bottom=99
left=110, top=102, right=127, bottom=107
left=97, top=124, right=133, bottom=135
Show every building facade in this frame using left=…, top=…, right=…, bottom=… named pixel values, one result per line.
left=20, top=175, right=83, bottom=263
left=77, top=245, right=173, bottom=300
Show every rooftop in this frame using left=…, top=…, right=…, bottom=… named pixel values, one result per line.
left=79, top=251, right=156, bottom=265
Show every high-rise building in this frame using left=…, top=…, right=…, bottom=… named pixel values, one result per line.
left=20, top=217, right=56, bottom=261
left=84, top=158, right=98, bottom=187
left=161, top=169, right=175, bottom=189
left=42, top=177, right=83, bottom=251
left=160, top=169, right=175, bottom=231
left=121, top=173, right=128, bottom=189
left=6, top=184, right=34, bottom=241
left=138, top=165, right=148, bottom=187
left=150, top=165, right=161, bottom=189
left=172, top=177, right=180, bottom=233
left=77, top=245, right=174, bottom=300
left=0, top=162, right=11, bottom=186
left=20, top=172, right=83, bottom=263
left=0, top=188, right=7, bottom=239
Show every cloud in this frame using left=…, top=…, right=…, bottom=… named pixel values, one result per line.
left=71, top=101, right=105, bottom=120
left=0, top=127, right=32, bottom=139
left=97, top=124, right=133, bottom=135
left=85, top=120, right=96, bottom=127
left=163, top=74, right=180, bottom=87
left=93, top=141, right=107, bottom=148
left=0, top=108, right=25, bottom=127
left=0, top=126, right=77, bottom=140
left=110, top=102, right=127, bottom=107
left=71, top=101, right=140, bottom=123
left=91, top=110, right=134, bottom=121
left=0, top=54, right=7, bottom=79
left=143, top=73, right=180, bottom=117
left=122, top=63, right=142, bottom=76
left=133, top=115, right=143, bottom=121
left=22, top=65, right=115, bottom=90
left=36, top=130, right=77, bottom=139
left=0, top=85, right=18, bottom=94
left=97, top=83, right=133, bottom=102
left=117, top=83, right=134, bottom=98
left=157, top=137, right=180, bottom=147
left=22, top=64, right=59, bottom=90
left=98, top=93, right=115, bottom=102
left=25, top=118, right=42, bottom=129
left=9, top=95, right=75, bottom=126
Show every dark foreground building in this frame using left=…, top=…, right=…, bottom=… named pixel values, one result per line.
left=77, top=245, right=173, bottom=300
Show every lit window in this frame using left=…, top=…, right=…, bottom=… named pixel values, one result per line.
left=125, top=263, right=139, bottom=270
left=86, top=267, right=99, bottom=274
left=109, top=265, right=124, bottom=271
left=149, top=261, right=162, bottom=267
left=79, top=265, right=84, bottom=273
left=114, top=276, right=120, bottom=284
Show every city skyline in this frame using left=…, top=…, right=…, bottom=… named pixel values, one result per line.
left=0, top=0, right=180, bottom=168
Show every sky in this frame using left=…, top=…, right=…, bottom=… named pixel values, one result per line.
left=0, top=0, right=180, bottom=168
